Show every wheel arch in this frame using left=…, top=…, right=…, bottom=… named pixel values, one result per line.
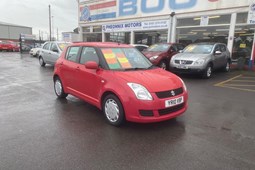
left=100, top=91, right=124, bottom=111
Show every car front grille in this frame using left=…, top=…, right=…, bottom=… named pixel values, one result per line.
left=174, top=60, right=193, bottom=65
left=158, top=103, right=185, bottom=116
left=155, top=87, right=183, bottom=99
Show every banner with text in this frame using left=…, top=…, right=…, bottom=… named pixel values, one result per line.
left=102, top=20, right=169, bottom=33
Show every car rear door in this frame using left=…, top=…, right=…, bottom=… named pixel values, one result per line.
left=60, top=46, right=81, bottom=92
left=41, top=42, right=51, bottom=63
left=75, top=46, right=103, bottom=105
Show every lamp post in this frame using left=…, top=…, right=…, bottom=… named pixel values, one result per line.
left=49, top=5, right=52, bottom=41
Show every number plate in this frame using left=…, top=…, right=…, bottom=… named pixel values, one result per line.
left=177, top=65, right=188, bottom=69
left=165, top=96, right=184, bottom=108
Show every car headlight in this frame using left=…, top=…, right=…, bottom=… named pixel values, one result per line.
left=150, top=56, right=158, bottom=61
left=194, top=59, right=205, bottom=65
left=178, top=77, right=187, bottom=92
left=127, top=83, right=153, bottom=100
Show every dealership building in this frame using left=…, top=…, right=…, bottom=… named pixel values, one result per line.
left=78, top=0, right=255, bottom=65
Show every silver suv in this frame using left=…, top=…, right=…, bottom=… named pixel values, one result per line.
left=170, top=43, right=231, bottom=78
left=39, top=41, right=70, bottom=67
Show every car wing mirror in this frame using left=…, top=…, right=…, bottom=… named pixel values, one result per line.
left=52, top=49, right=59, bottom=53
left=214, top=51, right=222, bottom=55
left=179, top=50, right=183, bottom=53
left=85, top=61, right=98, bottom=69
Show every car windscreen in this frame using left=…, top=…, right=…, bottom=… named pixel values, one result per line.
left=147, top=44, right=170, bottom=52
left=100, top=47, right=153, bottom=70
left=183, top=44, right=213, bottom=54
left=57, top=43, right=70, bottom=51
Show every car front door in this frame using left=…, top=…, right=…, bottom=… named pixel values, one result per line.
left=213, top=45, right=224, bottom=69
left=75, top=47, right=103, bottom=105
left=49, top=43, right=60, bottom=64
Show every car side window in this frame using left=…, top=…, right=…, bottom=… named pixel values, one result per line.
left=170, top=46, right=177, bottom=52
left=50, top=43, right=59, bottom=53
left=66, top=47, right=80, bottom=62
left=43, top=43, right=50, bottom=50
left=220, top=45, right=226, bottom=52
left=80, top=47, right=99, bottom=64
left=177, top=44, right=185, bottom=51
left=214, top=45, right=221, bottom=52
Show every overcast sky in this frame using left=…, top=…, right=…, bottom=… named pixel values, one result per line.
left=0, top=0, right=78, bottom=39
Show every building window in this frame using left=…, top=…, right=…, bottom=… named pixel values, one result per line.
left=177, top=14, right=231, bottom=27
left=93, top=26, right=102, bottom=32
left=82, top=27, right=90, bottom=33
left=134, top=30, right=167, bottom=46
left=236, top=12, right=248, bottom=24
left=105, top=32, right=130, bottom=44
left=83, top=33, right=102, bottom=42
left=176, top=26, right=229, bottom=46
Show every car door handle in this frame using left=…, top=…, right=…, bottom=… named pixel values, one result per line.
left=76, top=66, right=80, bottom=70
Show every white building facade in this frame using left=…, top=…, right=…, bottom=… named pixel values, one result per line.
left=78, top=0, right=255, bottom=65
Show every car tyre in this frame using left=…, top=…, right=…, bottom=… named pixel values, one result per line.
left=103, top=94, right=125, bottom=126
left=54, top=77, right=68, bottom=98
left=159, top=61, right=167, bottom=70
left=39, top=56, right=46, bottom=67
left=223, top=60, right=230, bottom=72
left=202, top=64, right=212, bottom=79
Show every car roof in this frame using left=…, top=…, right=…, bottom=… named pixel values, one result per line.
left=70, top=42, right=132, bottom=48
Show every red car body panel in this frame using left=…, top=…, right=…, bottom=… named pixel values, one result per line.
left=142, top=43, right=181, bottom=66
left=0, top=41, right=20, bottom=51
left=54, top=42, right=188, bottom=123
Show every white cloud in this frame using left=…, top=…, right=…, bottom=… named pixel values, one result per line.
left=0, top=0, right=78, bottom=39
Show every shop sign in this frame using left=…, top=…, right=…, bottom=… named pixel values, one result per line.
left=247, top=3, right=255, bottom=24
left=102, top=20, right=169, bottom=32
left=200, top=16, right=209, bottom=26
left=117, top=0, right=251, bottom=19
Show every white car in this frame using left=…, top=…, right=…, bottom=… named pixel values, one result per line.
left=29, top=48, right=41, bottom=57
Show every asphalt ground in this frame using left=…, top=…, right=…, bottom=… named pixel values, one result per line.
left=0, top=52, right=255, bottom=170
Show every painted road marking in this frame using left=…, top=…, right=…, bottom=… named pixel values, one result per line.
left=215, top=74, right=255, bottom=92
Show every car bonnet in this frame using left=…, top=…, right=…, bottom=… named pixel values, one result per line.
left=113, top=68, right=182, bottom=92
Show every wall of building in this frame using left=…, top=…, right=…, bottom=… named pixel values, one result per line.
left=0, top=23, right=32, bottom=41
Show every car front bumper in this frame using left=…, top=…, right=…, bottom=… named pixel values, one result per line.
left=122, top=91, right=188, bottom=123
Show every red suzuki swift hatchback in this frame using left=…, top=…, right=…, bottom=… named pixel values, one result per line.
left=53, top=42, right=188, bottom=126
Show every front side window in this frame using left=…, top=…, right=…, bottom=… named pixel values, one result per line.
left=100, top=48, right=152, bottom=70
left=80, top=47, right=99, bottom=64
left=184, top=44, right=214, bottom=54
left=50, top=43, right=58, bottom=52
left=66, top=47, right=80, bottom=62
left=43, top=43, right=50, bottom=50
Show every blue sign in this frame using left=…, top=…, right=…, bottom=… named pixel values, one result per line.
left=80, top=6, right=91, bottom=21
left=119, top=0, right=196, bottom=17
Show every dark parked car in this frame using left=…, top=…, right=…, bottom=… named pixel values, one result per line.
left=142, top=43, right=185, bottom=70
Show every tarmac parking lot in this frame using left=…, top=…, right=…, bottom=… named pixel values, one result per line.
left=0, top=52, right=255, bottom=170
